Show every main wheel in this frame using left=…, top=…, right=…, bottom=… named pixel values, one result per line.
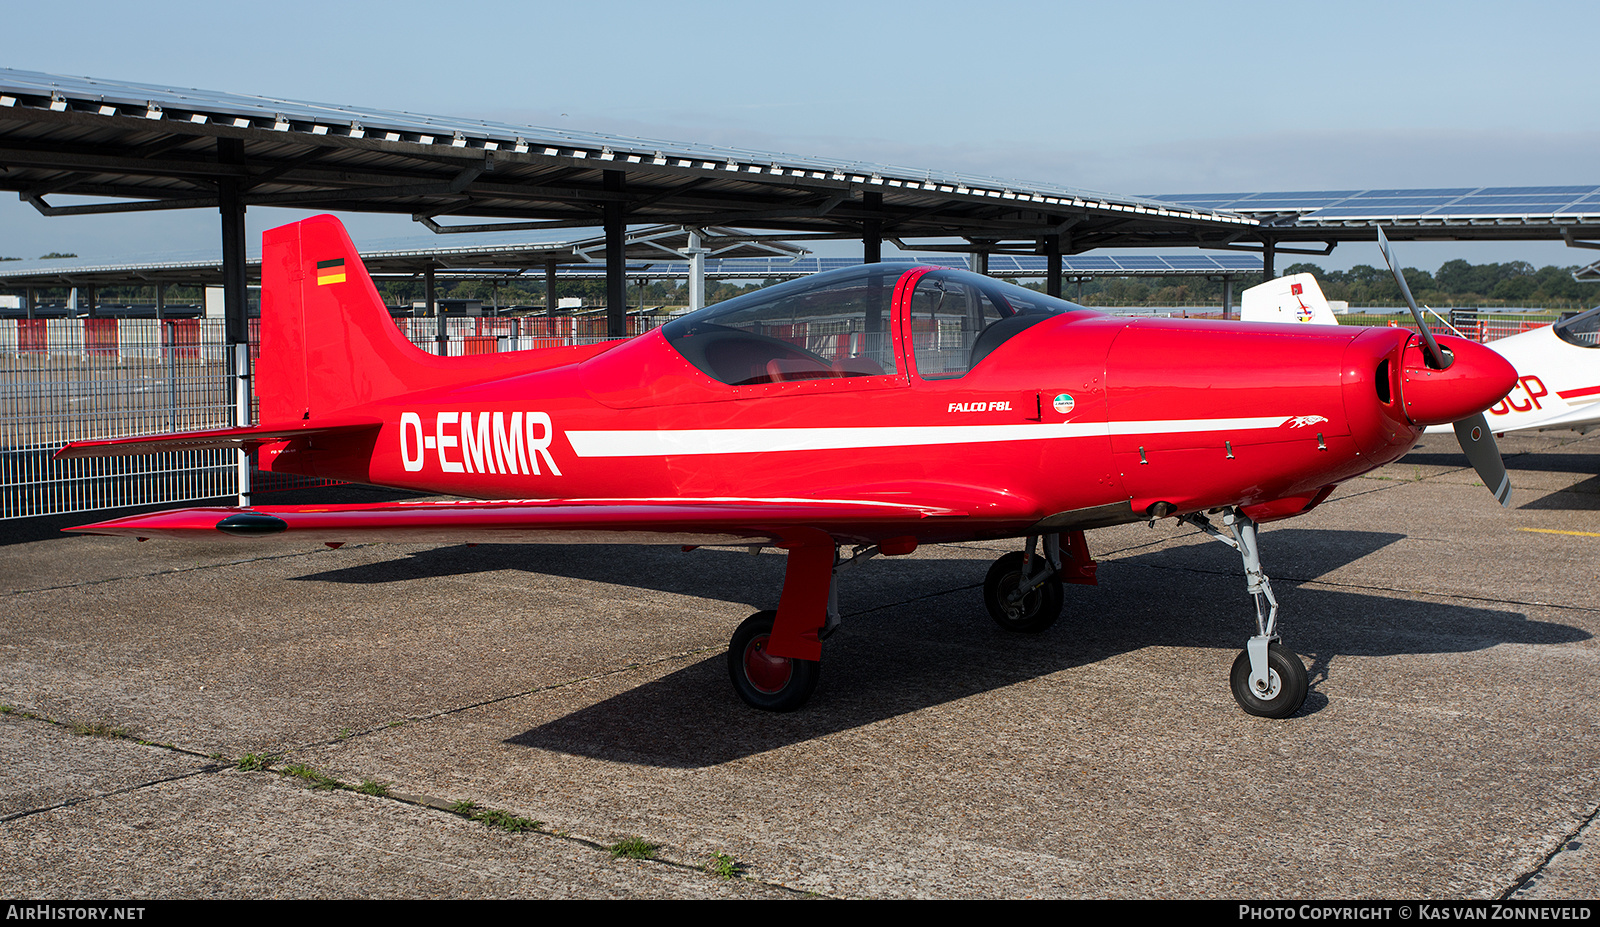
left=983, top=551, right=1064, bottom=633
left=1229, top=642, right=1308, bottom=719
left=727, top=610, right=820, bottom=712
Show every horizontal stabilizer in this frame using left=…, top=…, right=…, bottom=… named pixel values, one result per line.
left=54, top=416, right=381, bottom=459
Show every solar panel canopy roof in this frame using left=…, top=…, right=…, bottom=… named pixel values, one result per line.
left=0, top=68, right=1253, bottom=251
left=0, top=240, right=1261, bottom=289
left=1148, top=188, right=1600, bottom=244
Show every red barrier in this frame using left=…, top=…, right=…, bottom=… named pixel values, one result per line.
left=17, top=318, right=46, bottom=354
left=162, top=319, right=200, bottom=359
left=84, top=318, right=118, bottom=357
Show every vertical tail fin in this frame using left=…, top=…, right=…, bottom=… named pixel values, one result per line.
left=256, top=215, right=614, bottom=428
left=257, top=215, right=433, bottom=423
left=1239, top=273, right=1339, bottom=326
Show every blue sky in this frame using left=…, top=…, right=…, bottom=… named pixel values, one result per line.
left=3, top=0, right=1596, bottom=273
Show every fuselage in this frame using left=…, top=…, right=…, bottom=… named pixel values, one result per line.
left=262, top=265, right=1514, bottom=540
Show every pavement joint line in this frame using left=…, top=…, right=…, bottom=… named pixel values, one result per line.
left=0, top=710, right=231, bottom=823
left=1, top=542, right=359, bottom=597
left=1501, top=799, right=1600, bottom=900
left=1119, top=559, right=1600, bottom=614
left=2, top=700, right=827, bottom=896
left=0, top=762, right=229, bottom=824
left=841, top=577, right=983, bottom=619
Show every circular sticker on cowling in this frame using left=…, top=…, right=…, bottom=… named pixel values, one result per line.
left=1053, top=393, right=1074, bottom=415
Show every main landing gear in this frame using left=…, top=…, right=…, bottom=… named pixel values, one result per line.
left=981, top=531, right=1099, bottom=632
left=723, top=530, right=1099, bottom=712
left=1182, top=508, right=1309, bottom=719
left=727, top=610, right=820, bottom=712
left=722, top=516, right=1305, bottom=720
left=724, top=534, right=878, bottom=713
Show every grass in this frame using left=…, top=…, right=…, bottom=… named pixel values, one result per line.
left=356, top=780, right=390, bottom=797
left=448, top=799, right=542, bottom=833
left=68, top=720, right=131, bottom=739
left=236, top=753, right=269, bottom=771
left=472, top=808, right=542, bottom=832
left=282, top=762, right=342, bottom=791
left=706, top=852, right=744, bottom=879
left=609, top=836, right=660, bottom=860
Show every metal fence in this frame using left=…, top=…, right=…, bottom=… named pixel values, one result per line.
left=1, top=314, right=654, bottom=519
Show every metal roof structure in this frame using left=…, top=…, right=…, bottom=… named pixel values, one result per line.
left=553, top=251, right=1264, bottom=281
left=1148, top=187, right=1600, bottom=246
left=0, top=242, right=1259, bottom=289
left=0, top=68, right=1252, bottom=250
left=0, top=225, right=806, bottom=288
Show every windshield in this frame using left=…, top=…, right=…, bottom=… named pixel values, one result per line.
left=907, top=269, right=1084, bottom=378
left=663, top=264, right=1086, bottom=385
left=1553, top=306, right=1600, bottom=348
left=662, top=265, right=906, bottom=385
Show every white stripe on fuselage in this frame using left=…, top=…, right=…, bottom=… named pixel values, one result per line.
left=566, top=416, right=1293, bottom=458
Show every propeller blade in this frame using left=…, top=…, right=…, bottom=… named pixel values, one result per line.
left=1453, top=413, right=1512, bottom=508
left=1378, top=229, right=1513, bottom=507
left=1377, top=226, right=1450, bottom=370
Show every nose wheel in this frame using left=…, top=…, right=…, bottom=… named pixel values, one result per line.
left=727, top=610, right=820, bottom=712
left=1229, top=641, right=1308, bottom=718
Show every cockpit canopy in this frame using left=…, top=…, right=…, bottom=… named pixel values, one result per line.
left=663, top=264, right=1087, bottom=386
left=1553, top=305, right=1600, bottom=349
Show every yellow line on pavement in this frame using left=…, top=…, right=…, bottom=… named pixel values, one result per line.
left=1518, top=528, right=1600, bottom=538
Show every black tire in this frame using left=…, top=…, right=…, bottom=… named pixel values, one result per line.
left=1229, top=642, right=1309, bottom=719
left=727, top=610, right=820, bottom=712
left=983, top=551, right=1064, bottom=633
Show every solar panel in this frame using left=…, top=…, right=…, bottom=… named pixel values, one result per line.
left=1363, top=188, right=1476, bottom=197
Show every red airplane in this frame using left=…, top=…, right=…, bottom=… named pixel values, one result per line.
left=60, top=215, right=1518, bottom=719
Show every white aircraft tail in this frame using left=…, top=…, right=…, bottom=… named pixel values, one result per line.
left=1240, top=273, right=1338, bottom=326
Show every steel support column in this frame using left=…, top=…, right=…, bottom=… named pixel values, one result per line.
left=218, top=138, right=251, bottom=507
left=1263, top=238, right=1276, bottom=280
left=604, top=170, right=626, bottom=338
left=863, top=192, right=882, bottom=264
left=1044, top=233, right=1062, bottom=298
left=545, top=259, right=558, bottom=317
left=427, top=265, right=443, bottom=354
left=685, top=228, right=707, bottom=312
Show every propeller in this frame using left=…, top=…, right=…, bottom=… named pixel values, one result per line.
left=1377, top=227, right=1512, bottom=507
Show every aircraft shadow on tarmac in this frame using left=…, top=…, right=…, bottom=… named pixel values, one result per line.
left=1518, top=474, right=1600, bottom=510
left=293, top=528, right=1587, bottom=767
left=1401, top=447, right=1600, bottom=510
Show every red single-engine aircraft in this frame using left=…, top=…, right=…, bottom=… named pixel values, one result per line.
left=60, top=216, right=1518, bottom=719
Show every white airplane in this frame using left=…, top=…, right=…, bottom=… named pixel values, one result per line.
left=1241, top=269, right=1600, bottom=436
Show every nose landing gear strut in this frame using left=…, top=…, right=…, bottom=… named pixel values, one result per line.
left=1182, top=508, right=1309, bottom=719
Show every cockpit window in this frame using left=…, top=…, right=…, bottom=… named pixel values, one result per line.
left=909, top=270, right=1083, bottom=378
left=1553, top=306, right=1600, bottom=349
left=663, top=265, right=904, bottom=385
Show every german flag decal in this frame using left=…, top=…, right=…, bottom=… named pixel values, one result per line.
left=316, top=258, right=347, bottom=286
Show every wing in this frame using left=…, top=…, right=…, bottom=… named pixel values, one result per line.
left=65, top=495, right=1004, bottom=548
